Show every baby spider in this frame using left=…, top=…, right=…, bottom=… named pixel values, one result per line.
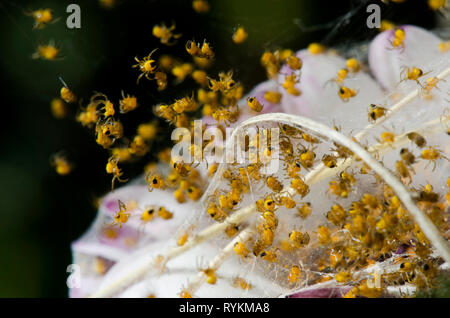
left=234, top=241, right=250, bottom=260
left=185, top=40, right=215, bottom=59
left=286, top=55, right=302, bottom=70
left=178, top=287, right=193, bottom=298
left=50, top=98, right=67, bottom=119
left=111, top=200, right=130, bottom=228
left=106, top=156, right=128, bottom=189
left=421, top=146, right=449, bottom=171
left=51, top=152, right=72, bottom=176
left=233, top=277, right=252, bottom=290
left=438, top=41, right=450, bottom=52
left=157, top=206, right=173, bottom=220
left=91, top=92, right=115, bottom=117
left=140, top=205, right=157, bottom=223
left=325, top=68, right=348, bottom=87
left=288, top=265, right=302, bottom=284
left=395, top=160, right=413, bottom=183
left=282, top=74, right=301, bottom=96
left=337, top=86, right=357, bottom=102
left=133, top=48, right=159, bottom=83
left=368, top=104, right=388, bottom=123
left=322, top=154, right=338, bottom=168
left=400, top=148, right=416, bottom=166
left=225, top=224, right=240, bottom=238
left=247, top=97, right=264, bottom=112
left=232, top=26, right=248, bottom=44
left=389, top=28, right=406, bottom=51
left=289, top=230, right=310, bottom=248
left=154, top=71, right=168, bottom=91
left=145, top=173, right=166, bottom=192
left=346, top=58, right=361, bottom=73
left=399, top=66, right=430, bottom=86
left=196, top=259, right=218, bottom=285
left=376, top=126, right=397, bottom=145
left=266, top=176, right=283, bottom=192
left=421, top=76, right=443, bottom=96
left=297, top=202, right=312, bottom=219
left=59, top=77, right=77, bottom=104
left=25, top=8, right=55, bottom=29
left=207, top=202, right=227, bottom=222
left=326, top=204, right=347, bottom=226
left=119, top=91, right=139, bottom=113
left=298, top=145, right=317, bottom=169
left=406, top=132, right=426, bottom=148
left=260, top=249, right=278, bottom=263
left=207, top=70, right=235, bottom=91
left=152, top=22, right=182, bottom=46
left=279, top=123, right=303, bottom=139
left=428, top=0, right=449, bottom=12
left=264, top=91, right=282, bottom=104
left=32, top=41, right=61, bottom=60
left=192, top=0, right=210, bottom=13
left=177, top=225, right=196, bottom=246
left=307, top=43, right=326, bottom=55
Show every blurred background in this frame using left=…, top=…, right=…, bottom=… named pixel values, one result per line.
left=0, top=0, right=438, bottom=297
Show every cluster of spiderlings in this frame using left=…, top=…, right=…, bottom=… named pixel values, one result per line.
left=36, top=0, right=450, bottom=298
left=42, top=0, right=309, bottom=191
left=261, top=49, right=303, bottom=97
left=42, top=0, right=239, bottom=192
left=146, top=160, right=205, bottom=204
left=184, top=115, right=448, bottom=298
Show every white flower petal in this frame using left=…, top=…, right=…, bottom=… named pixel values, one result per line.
left=369, top=25, right=449, bottom=91
left=71, top=183, right=201, bottom=297
left=280, top=50, right=385, bottom=134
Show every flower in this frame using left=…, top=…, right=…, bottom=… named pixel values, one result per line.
left=71, top=25, right=450, bottom=298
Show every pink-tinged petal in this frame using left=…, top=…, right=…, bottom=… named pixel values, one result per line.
left=104, top=199, right=119, bottom=212
left=70, top=218, right=142, bottom=297
left=369, top=25, right=449, bottom=91
left=69, top=242, right=119, bottom=298
left=69, top=276, right=104, bottom=298
left=70, top=182, right=202, bottom=297
left=280, top=50, right=384, bottom=134
left=97, top=225, right=141, bottom=250
left=72, top=224, right=137, bottom=260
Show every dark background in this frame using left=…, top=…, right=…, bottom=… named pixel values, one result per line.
left=0, top=0, right=436, bottom=297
